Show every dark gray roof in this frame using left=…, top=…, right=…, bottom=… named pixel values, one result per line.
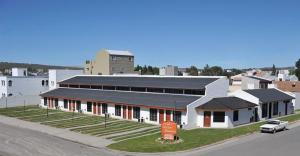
left=40, top=88, right=201, bottom=109
left=247, top=76, right=272, bottom=83
left=244, top=88, right=294, bottom=103
left=58, top=76, right=219, bottom=90
left=197, top=97, right=257, bottom=110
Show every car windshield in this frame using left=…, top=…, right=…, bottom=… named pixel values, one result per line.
left=267, top=121, right=280, bottom=125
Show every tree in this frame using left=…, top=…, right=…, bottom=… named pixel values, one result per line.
left=295, top=59, right=300, bottom=80
left=186, top=66, right=199, bottom=76
left=271, top=64, right=276, bottom=76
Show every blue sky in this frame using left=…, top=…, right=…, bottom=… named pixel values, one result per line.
left=0, top=0, right=299, bottom=69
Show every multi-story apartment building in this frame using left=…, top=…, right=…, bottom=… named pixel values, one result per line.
left=84, top=49, right=135, bottom=75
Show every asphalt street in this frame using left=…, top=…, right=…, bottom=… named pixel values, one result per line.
left=1, top=122, right=300, bottom=156
left=0, top=123, right=117, bottom=156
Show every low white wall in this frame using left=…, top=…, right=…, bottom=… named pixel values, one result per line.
left=0, top=95, right=40, bottom=108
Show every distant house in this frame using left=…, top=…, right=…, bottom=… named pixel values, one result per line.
left=159, top=65, right=179, bottom=76
left=241, top=76, right=272, bottom=90
left=273, top=81, right=300, bottom=110
left=84, top=49, right=135, bottom=75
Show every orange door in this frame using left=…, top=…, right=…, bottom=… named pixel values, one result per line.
left=204, top=111, right=211, bottom=127
left=93, top=103, right=97, bottom=114
left=128, top=106, right=132, bottom=120
left=166, top=110, right=171, bottom=121
left=159, top=109, right=164, bottom=124
left=123, top=106, right=127, bottom=119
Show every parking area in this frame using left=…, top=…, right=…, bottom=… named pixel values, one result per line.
left=0, top=105, right=159, bottom=141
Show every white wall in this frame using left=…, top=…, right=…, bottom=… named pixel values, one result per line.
left=185, top=77, right=229, bottom=129
left=49, top=69, right=83, bottom=90
left=230, top=108, right=253, bottom=126
left=7, top=77, right=49, bottom=96
left=0, top=77, right=7, bottom=98
left=295, top=93, right=300, bottom=110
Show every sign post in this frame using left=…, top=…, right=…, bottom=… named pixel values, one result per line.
left=161, top=121, right=177, bottom=141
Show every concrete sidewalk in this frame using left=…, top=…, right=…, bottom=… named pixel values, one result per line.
left=0, top=115, right=113, bottom=148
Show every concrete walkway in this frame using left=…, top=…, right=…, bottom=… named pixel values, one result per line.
left=0, top=115, right=113, bottom=148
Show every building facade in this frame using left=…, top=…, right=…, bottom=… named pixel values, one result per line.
left=84, top=49, right=135, bottom=75
left=40, top=75, right=229, bottom=129
left=0, top=68, right=49, bottom=98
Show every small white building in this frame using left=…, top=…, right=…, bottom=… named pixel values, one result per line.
left=231, top=88, right=294, bottom=121
left=159, top=65, right=179, bottom=76
left=48, top=69, right=83, bottom=90
left=0, top=68, right=49, bottom=98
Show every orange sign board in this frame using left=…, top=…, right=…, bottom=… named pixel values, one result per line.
left=161, top=121, right=177, bottom=140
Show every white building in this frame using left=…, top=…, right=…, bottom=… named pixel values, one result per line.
left=39, top=75, right=295, bottom=129
left=0, top=68, right=49, bottom=98
left=159, top=65, right=179, bottom=76
left=48, top=69, right=83, bottom=90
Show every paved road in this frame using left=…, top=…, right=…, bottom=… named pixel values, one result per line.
left=1, top=121, right=300, bottom=156
left=0, top=123, right=118, bottom=156
left=189, top=124, right=300, bottom=156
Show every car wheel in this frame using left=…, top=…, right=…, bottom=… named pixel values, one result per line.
left=273, top=129, right=276, bottom=134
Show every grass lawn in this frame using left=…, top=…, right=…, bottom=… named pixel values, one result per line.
left=71, top=120, right=154, bottom=137
left=108, top=113, right=300, bottom=153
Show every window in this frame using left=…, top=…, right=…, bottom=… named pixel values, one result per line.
left=116, top=86, right=130, bottom=91
left=8, top=80, right=12, bottom=87
left=76, top=101, right=81, bottom=110
left=165, top=89, right=184, bottom=94
left=51, top=81, right=54, bottom=86
left=102, top=103, right=108, bottom=114
left=131, top=87, right=146, bottom=92
left=42, top=80, right=45, bottom=86
left=45, top=80, right=49, bottom=86
left=213, top=112, right=225, bottom=122
left=133, top=107, right=140, bottom=119
left=87, top=102, right=92, bottom=112
left=129, top=57, right=133, bottom=62
left=64, top=99, right=68, bottom=109
left=147, top=88, right=164, bottom=93
left=44, top=97, right=48, bottom=106
left=60, top=84, right=68, bottom=88
left=112, top=56, right=117, bottom=61
left=115, top=105, right=121, bottom=116
left=184, top=89, right=205, bottom=95
left=273, top=102, right=279, bottom=115
left=262, top=103, right=268, bottom=118
left=103, top=86, right=116, bottom=90
left=91, top=85, right=102, bottom=89
left=150, top=108, right=157, bottom=121
left=8, top=93, right=13, bottom=96
left=1, top=80, right=5, bottom=86
left=233, top=110, right=239, bottom=122
left=173, top=111, right=182, bottom=124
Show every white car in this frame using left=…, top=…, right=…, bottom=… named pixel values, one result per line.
left=260, top=120, right=288, bottom=133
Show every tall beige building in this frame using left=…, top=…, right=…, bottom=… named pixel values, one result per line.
left=85, top=49, right=135, bottom=75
